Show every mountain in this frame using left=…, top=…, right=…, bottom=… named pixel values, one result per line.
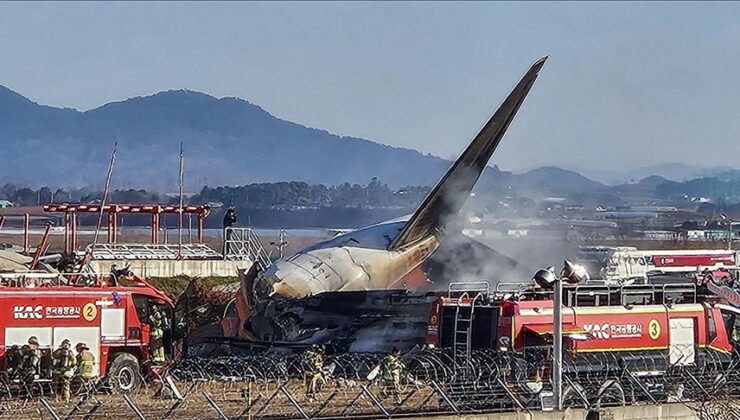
left=0, top=85, right=598, bottom=194
left=579, top=163, right=733, bottom=185
left=0, top=86, right=492, bottom=190
left=513, top=166, right=605, bottom=195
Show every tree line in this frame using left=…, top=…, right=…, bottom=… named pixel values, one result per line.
left=193, top=178, right=430, bottom=210
left=0, top=178, right=429, bottom=209
left=0, top=179, right=430, bottom=228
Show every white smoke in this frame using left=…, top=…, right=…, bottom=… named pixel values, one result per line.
left=426, top=167, right=537, bottom=290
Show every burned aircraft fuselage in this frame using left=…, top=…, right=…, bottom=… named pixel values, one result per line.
left=240, top=220, right=438, bottom=341
left=253, top=289, right=442, bottom=353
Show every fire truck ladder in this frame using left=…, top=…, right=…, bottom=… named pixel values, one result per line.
left=452, top=291, right=484, bottom=369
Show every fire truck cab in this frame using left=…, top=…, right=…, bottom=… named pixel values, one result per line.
left=0, top=272, right=175, bottom=392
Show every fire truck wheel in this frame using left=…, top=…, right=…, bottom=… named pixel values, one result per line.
left=108, top=353, right=142, bottom=393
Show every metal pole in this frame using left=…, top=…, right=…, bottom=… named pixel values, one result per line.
left=197, top=214, right=204, bottom=243
left=113, top=209, right=119, bottom=243
left=71, top=212, right=77, bottom=251
left=107, top=212, right=114, bottom=243
left=729, top=219, right=733, bottom=250
left=63, top=212, right=70, bottom=254
left=178, top=143, right=184, bottom=258
left=188, top=214, right=192, bottom=243
left=31, top=221, right=53, bottom=269
left=39, top=398, right=61, bottom=420
left=23, top=212, right=30, bottom=254
left=553, top=277, right=563, bottom=411
left=92, top=143, right=117, bottom=248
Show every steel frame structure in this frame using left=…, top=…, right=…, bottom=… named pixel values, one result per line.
left=43, top=203, right=211, bottom=254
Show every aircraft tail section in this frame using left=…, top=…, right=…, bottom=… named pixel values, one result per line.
left=389, top=56, right=547, bottom=251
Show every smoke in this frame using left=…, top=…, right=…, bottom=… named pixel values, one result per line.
left=424, top=162, right=591, bottom=289
left=417, top=166, right=535, bottom=290
left=426, top=231, right=533, bottom=290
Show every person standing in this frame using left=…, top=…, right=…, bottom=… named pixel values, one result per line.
left=19, top=344, right=38, bottom=383
left=75, top=343, right=97, bottom=381
left=303, top=344, right=325, bottom=399
left=222, top=207, right=237, bottom=255
left=5, top=345, right=22, bottom=379
left=52, top=339, right=76, bottom=402
left=380, top=347, right=404, bottom=405
left=149, top=306, right=166, bottom=364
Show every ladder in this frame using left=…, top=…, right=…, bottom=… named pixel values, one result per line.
left=223, top=227, right=271, bottom=271
left=452, top=291, right=483, bottom=369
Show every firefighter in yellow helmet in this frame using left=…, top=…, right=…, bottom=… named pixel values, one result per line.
left=19, top=344, right=38, bottom=383
left=303, top=344, right=325, bottom=400
left=149, top=306, right=166, bottom=364
left=75, top=342, right=97, bottom=381
left=52, top=339, right=76, bottom=402
left=380, top=347, right=404, bottom=404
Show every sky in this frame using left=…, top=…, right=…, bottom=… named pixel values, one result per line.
left=2, top=2, right=740, bottom=176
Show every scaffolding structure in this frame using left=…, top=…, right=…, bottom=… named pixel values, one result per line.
left=43, top=203, right=211, bottom=254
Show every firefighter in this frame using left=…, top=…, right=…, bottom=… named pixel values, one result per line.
left=28, top=336, right=41, bottom=374
left=222, top=207, right=237, bottom=255
left=379, top=347, right=404, bottom=404
left=75, top=342, right=97, bottom=381
left=149, top=306, right=166, bottom=364
left=52, top=340, right=75, bottom=402
left=39, top=347, right=54, bottom=379
left=223, top=207, right=237, bottom=229
left=28, top=336, right=40, bottom=351
left=303, top=344, right=325, bottom=399
left=20, top=337, right=40, bottom=381
left=5, top=345, right=22, bottom=379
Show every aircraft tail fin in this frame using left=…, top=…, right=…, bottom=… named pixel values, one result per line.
left=389, top=56, right=547, bottom=251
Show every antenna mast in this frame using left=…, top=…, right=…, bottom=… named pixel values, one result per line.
left=92, top=142, right=117, bottom=248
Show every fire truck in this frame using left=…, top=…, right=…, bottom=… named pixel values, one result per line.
left=425, top=271, right=740, bottom=405
left=577, top=246, right=740, bottom=283
left=0, top=271, right=175, bottom=392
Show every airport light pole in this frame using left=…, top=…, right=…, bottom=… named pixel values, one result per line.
left=552, top=276, right=563, bottom=411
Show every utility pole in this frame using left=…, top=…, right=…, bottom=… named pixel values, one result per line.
left=552, top=276, right=563, bottom=411
left=178, top=143, right=185, bottom=259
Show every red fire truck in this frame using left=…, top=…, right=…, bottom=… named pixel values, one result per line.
left=578, top=246, right=740, bottom=283
left=425, top=278, right=740, bottom=395
left=0, top=272, right=175, bottom=392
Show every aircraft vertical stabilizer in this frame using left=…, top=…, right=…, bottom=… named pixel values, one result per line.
left=389, top=57, right=547, bottom=250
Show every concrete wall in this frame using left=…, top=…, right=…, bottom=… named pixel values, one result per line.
left=418, top=404, right=698, bottom=420
left=90, top=259, right=251, bottom=278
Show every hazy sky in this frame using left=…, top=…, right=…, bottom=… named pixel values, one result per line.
left=2, top=2, right=740, bottom=174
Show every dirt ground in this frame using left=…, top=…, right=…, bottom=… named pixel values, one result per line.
left=0, top=379, right=444, bottom=419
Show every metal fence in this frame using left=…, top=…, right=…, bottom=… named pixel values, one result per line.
left=3, top=347, right=740, bottom=419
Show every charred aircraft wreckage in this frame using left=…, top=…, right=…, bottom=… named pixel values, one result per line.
left=227, top=57, right=548, bottom=352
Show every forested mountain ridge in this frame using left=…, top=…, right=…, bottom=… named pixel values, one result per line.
left=0, top=84, right=600, bottom=196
